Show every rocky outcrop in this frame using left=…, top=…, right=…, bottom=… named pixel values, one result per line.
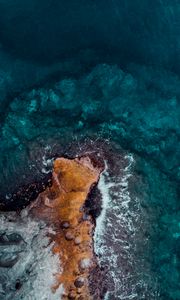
left=30, top=155, right=104, bottom=299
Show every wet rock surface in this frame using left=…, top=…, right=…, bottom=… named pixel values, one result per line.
left=0, top=141, right=179, bottom=299
left=30, top=154, right=104, bottom=299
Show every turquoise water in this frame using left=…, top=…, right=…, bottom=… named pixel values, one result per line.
left=0, top=1, right=179, bottom=299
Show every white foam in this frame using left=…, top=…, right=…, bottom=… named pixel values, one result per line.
left=94, top=154, right=134, bottom=255
left=42, top=155, right=54, bottom=174
left=94, top=161, right=115, bottom=242
left=41, top=145, right=54, bottom=174
left=0, top=210, right=63, bottom=300
left=93, top=153, right=152, bottom=299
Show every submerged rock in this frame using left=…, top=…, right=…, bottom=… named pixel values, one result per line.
left=0, top=253, right=19, bottom=268
left=0, top=63, right=179, bottom=204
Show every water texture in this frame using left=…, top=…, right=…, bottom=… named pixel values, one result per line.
left=0, top=1, right=179, bottom=299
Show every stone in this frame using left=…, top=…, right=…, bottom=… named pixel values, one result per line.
left=0, top=253, right=19, bottom=268
left=0, top=233, right=22, bottom=245
left=61, top=221, right=70, bottom=229
left=65, top=232, right=74, bottom=241
left=79, top=258, right=92, bottom=270
left=68, top=291, right=76, bottom=299
left=74, top=237, right=82, bottom=245
left=74, top=277, right=85, bottom=288
left=15, top=279, right=22, bottom=290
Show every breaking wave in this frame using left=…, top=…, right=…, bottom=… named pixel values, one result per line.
left=0, top=211, right=63, bottom=300
left=95, top=154, right=159, bottom=299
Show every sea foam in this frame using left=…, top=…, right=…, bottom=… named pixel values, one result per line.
left=0, top=211, right=63, bottom=300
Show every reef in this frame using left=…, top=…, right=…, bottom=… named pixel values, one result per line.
left=0, top=63, right=179, bottom=203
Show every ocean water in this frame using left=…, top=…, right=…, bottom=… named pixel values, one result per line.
left=0, top=1, right=179, bottom=299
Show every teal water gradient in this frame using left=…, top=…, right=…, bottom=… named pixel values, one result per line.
left=0, top=1, right=179, bottom=299
left=0, top=63, right=179, bottom=299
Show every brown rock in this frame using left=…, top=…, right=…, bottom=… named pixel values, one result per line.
left=74, top=277, right=85, bottom=288
left=74, top=237, right=82, bottom=245
left=79, top=258, right=92, bottom=270
left=30, top=155, right=103, bottom=299
left=61, top=221, right=70, bottom=229
left=68, top=291, right=76, bottom=299
left=65, top=231, right=74, bottom=241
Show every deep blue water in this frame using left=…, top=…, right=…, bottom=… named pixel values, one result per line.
left=0, top=1, right=179, bottom=299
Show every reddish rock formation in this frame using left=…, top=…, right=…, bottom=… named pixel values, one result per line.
left=30, top=155, right=104, bottom=299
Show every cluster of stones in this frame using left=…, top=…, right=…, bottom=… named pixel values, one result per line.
left=30, top=155, right=103, bottom=299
